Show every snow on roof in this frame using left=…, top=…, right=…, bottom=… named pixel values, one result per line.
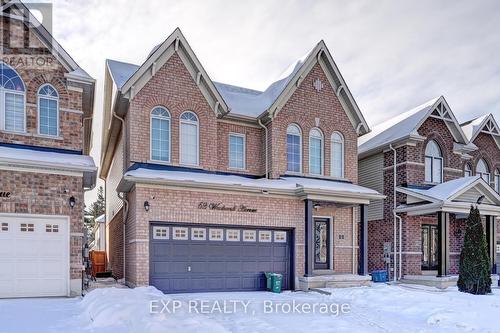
left=358, top=97, right=439, bottom=155
left=406, top=176, right=480, bottom=201
left=460, top=114, right=489, bottom=141
left=107, top=59, right=140, bottom=89
left=0, top=145, right=96, bottom=171
left=95, top=214, right=106, bottom=223
left=124, top=168, right=381, bottom=197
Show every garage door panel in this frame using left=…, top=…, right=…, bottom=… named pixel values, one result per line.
left=207, top=261, right=226, bottom=272
left=273, top=246, right=288, bottom=257
left=226, top=277, right=242, bottom=289
left=0, top=239, right=15, bottom=256
left=258, top=246, right=273, bottom=256
left=172, top=244, right=191, bottom=256
left=206, top=278, right=225, bottom=290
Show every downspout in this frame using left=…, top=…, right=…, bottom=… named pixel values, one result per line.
left=258, top=118, right=269, bottom=178
left=352, top=207, right=356, bottom=274
left=389, top=144, right=403, bottom=281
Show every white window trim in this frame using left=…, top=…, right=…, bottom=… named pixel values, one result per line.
left=0, top=64, right=26, bottom=133
left=274, top=231, right=287, bottom=243
left=226, top=229, right=240, bottom=242
left=330, top=131, right=344, bottom=178
left=152, top=226, right=169, bottom=240
left=309, top=128, right=324, bottom=176
left=495, top=170, right=500, bottom=193
left=0, top=222, right=8, bottom=232
left=424, top=141, right=443, bottom=184
left=172, top=227, right=188, bottom=240
left=150, top=107, right=171, bottom=163
left=464, top=163, right=472, bottom=177
left=259, top=230, right=272, bottom=242
left=476, top=159, right=491, bottom=185
left=286, top=124, right=303, bottom=173
left=191, top=227, right=206, bottom=240
left=179, top=111, right=200, bottom=166
left=228, top=132, right=246, bottom=170
left=209, top=228, right=224, bottom=241
left=37, top=84, right=59, bottom=137
left=243, top=230, right=256, bottom=242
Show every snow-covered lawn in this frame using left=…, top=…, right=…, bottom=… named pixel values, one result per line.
left=1, top=284, right=500, bottom=333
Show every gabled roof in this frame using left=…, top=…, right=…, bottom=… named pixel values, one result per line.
left=107, top=59, right=140, bottom=90
left=460, top=113, right=500, bottom=149
left=396, top=176, right=500, bottom=216
left=358, top=96, right=471, bottom=158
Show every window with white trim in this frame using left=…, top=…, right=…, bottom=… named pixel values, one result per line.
left=191, top=228, right=206, bottom=240
left=309, top=128, right=323, bottom=175
left=1, top=223, right=8, bottom=232
left=226, top=229, right=240, bottom=241
left=287, top=124, right=302, bottom=173
left=495, top=169, right=500, bottom=193
left=150, top=107, right=171, bottom=162
left=243, top=230, right=256, bottom=242
left=229, top=133, right=245, bottom=169
left=464, top=163, right=472, bottom=177
left=331, top=131, right=344, bottom=178
left=476, top=159, right=491, bottom=184
left=153, top=226, right=169, bottom=239
left=274, top=231, right=287, bottom=243
left=209, top=228, right=223, bottom=241
left=424, top=140, right=443, bottom=183
left=259, top=230, right=272, bottom=242
left=20, top=223, right=34, bottom=232
left=38, top=84, right=59, bottom=136
left=45, top=224, right=59, bottom=233
left=172, top=227, right=188, bottom=240
left=0, top=62, right=26, bottom=132
left=180, top=111, right=199, bottom=166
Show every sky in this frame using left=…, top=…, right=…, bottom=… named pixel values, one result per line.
left=33, top=0, right=500, bottom=204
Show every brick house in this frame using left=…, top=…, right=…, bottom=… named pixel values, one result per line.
left=359, top=96, right=500, bottom=288
left=101, top=28, right=384, bottom=293
left=0, top=1, right=96, bottom=297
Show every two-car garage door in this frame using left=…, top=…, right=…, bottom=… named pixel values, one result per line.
left=0, top=215, right=69, bottom=298
left=150, top=224, right=292, bottom=293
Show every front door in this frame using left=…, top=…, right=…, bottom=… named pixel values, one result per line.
left=422, top=225, right=439, bottom=270
left=314, top=218, right=330, bottom=270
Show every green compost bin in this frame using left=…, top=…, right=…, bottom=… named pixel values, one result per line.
left=265, top=272, right=283, bottom=293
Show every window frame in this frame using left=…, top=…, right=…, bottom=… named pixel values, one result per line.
left=0, top=62, right=26, bottom=133
left=209, top=228, right=224, bottom=241
left=243, top=230, right=256, bottom=242
left=331, top=131, right=344, bottom=178
left=172, top=227, right=188, bottom=240
left=226, top=229, right=240, bottom=242
left=308, top=128, right=324, bottom=176
left=152, top=226, right=169, bottom=240
left=495, top=169, right=500, bottom=193
left=150, top=106, right=171, bottom=163
left=259, top=230, right=272, bottom=242
left=37, top=83, right=59, bottom=137
left=476, top=159, right=491, bottom=185
left=179, top=111, right=200, bottom=166
left=228, top=132, right=246, bottom=170
left=424, top=140, right=443, bottom=184
left=464, top=163, right=472, bottom=177
left=286, top=124, right=302, bottom=173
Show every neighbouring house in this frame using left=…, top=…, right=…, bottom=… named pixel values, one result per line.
left=100, top=28, right=384, bottom=293
left=90, top=214, right=106, bottom=251
left=358, top=96, right=500, bottom=288
left=0, top=1, right=96, bottom=297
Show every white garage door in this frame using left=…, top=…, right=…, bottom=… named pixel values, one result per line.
left=0, top=214, right=69, bottom=298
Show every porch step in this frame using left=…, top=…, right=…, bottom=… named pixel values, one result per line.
left=299, top=274, right=372, bottom=291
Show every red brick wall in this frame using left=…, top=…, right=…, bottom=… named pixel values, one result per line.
left=106, top=208, right=124, bottom=279
left=470, top=132, right=500, bottom=186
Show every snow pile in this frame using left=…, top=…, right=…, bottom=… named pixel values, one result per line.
left=79, top=287, right=227, bottom=333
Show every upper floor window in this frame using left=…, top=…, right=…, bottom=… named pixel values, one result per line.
left=180, top=111, right=199, bottom=166
left=286, top=124, right=302, bottom=173
left=464, top=163, right=472, bottom=177
left=309, top=128, right=323, bottom=175
left=424, top=140, right=442, bottom=183
left=476, top=159, right=490, bottom=184
left=150, top=107, right=171, bottom=162
left=495, top=169, right=500, bottom=193
left=229, top=133, right=245, bottom=169
left=331, top=131, right=344, bottom=178
left=0, top=62, right=25, bottom=133
left=38, top=84, right=59, bottom=136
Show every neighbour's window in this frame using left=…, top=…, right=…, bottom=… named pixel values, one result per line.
left=476, top=159, right=491, bottom=184
left=495, top=169, right=500, bottom=193
left=226, top=229, right=240, bottom=241
left=464, top=163, right=472, bottom=177
left=286, top=124, right=302, bottom=173
left=20, top=223, right=34, bottom=232
left=191, top=228, right=206, bottom=240
left=1, top=223, right=8, bottom=232
left=424, top=140, right=443, bottom=183
left=45, top=224, right=59, bottom=233
left=150, top=107, right=171, bottom=162
left=229, top=133, right=245, bottom=169
left=331, top=131, right=344, bottom=178
left=172, top=227, right=188, bottom=240
left=180, top=111, right=199, bottom=166
left=309, top=128, right=323, bottom=175
left=274, top=231, right=287, bottom=243
left=243, top=230, right=256, bottom=242
left=38, top=84, right=59, bottom=136
left=209, top=228, right=223, bottom=241
left=153, top=226, right=169, bottom=239
left=0, top=62, right=26, bottom=132
left=259, top=230, right=272, bottom=242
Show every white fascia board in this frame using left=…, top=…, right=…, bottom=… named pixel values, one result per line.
left=297, top=187, right=385, bottom=201
left=359, top=134, right=425, bottom=159
left=396, top=186, right=440, bottom=204
left=442, top=201, right=500, bottom=217
left=0, top=158, right=97, bottom=173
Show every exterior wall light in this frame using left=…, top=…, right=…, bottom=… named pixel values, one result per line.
left=144, top=201, right=150, bottom=212
left=313, top=203, right=321, bottom=209
left=69, top=196, right=76, bottom=208
left=477, top=195, right=485, bottom=205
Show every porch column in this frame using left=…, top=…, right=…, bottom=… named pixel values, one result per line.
left=304, top=199, right=314, bottom=276
left=437, top=212, right=450, bottom=277
left=485, top=215, right=497, bottom=274
left=358, top=204, right=368, bottom=275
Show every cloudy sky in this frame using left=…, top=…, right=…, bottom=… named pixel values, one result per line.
left=37, top=0, right=500, bottom=203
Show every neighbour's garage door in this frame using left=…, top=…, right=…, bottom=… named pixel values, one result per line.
left=150, top=224, right=292, bottom=293
left=0, top=215, right=69, bottom=298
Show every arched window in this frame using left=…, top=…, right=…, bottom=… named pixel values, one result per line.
left=464, top=163, right=472, bottom=177
left=286, top=124, right=302, bottom=173
left=150, top=107, right=171, bottom=162
left=424, top=140, right=443, bottom=183
left=180, top=111, right=199, bottom=166
left=309, top=128, right=323, bottom=175
left=331, top=131, right=344, bottom=178
left=0, top=62, right=25, bottom=132
left=38, top=84, right=59, bottom=136
left=476, top=159, right=490, bottom=184
left=495, top=169, right=500, bottom=193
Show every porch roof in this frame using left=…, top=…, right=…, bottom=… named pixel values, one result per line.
left=396, top=176, right=500, bottom=216
left=118, top=166, right=384, bottom=204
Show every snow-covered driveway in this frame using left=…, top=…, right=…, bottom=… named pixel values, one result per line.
left=1, top=284, right=500, bottom=333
